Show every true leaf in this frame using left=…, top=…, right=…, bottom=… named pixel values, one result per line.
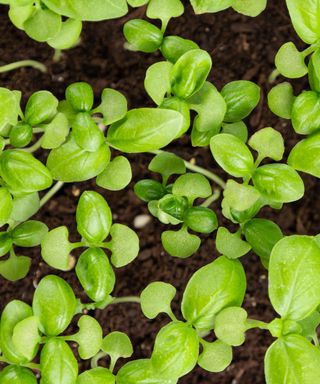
left=291, top=91, right=320, bottom=134
left=11, top=220, right=48, bottom=247
left=0, top=366, right=37, bottom=384
left=0, top=187, right=13, bottom=227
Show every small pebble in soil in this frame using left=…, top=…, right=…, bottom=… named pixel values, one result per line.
left=133, top=214, right=151, bottom=229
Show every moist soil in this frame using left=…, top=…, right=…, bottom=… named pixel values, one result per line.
left=0, top=1, right=319, bottom=383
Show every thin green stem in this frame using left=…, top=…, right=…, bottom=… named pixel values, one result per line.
left=91, top=351, right=106, bottom=369
left=21, top=137, right=43, bottom=153
left=168, top=309, right=178, bottom=322
left=39, top=181, right=64, bottom=208
left=245, top=318, right=269, bottom=331
left=313, top=335, right=319, bottom=347
left=150, top=150, right=226, bottom=189
left=53, top=49, right=62, bottom=63
left=109, top=357, right=117, bottom=373
left=201, top=189, right=221, bottom=207
left=268, top=69, right=280, bottom=84
left=0, top=60, right=47, bottom=74
left=111, top=296, right=141, bottom=305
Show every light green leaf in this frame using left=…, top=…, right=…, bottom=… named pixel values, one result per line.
left=223, top=180, right=261, bottom=212
left=10, top=193, right=39, bottom=222
left=107, top=108, right=183, bottom=153
left=172, top=173, right=211, bottom=203
left=248, top=127, right=284, bottom=161
left=94, top=88, right=128, bottom=126
left=96, top=156, right=132, bottom=191
left=232, top=0, right=266, bottom=16
left=0, top=366, right=37, bottom=384
left=267, top=82, right=295, bottom=119
left=0, top=253, right=31, bottom=281
left=24, top=8, right=62, bottom=42
left=77, top=368, right=115, bottom=384
left=102, top=332, right=133, bottom=366
left=47, top=18, right=82, bottom=50
left=269, top=235, right=320, bottom=320
left=108, top=224, right=139, bottom=267
left=162, top=227, right=201, bottom=258
left=0, top=187, right=13, bottom=227
left=198, top=340, right=232, bottom=373
left=221, top=121, right=248, bottom=142
left=73, top=316, right=103, bottom=359
left=146, top=0, right=184, bottom=27
left=216, top=227, right=251, bottom=259
left=140, top=281, right=176, bottom=319
left=12, top=316, right=41, bottom=361
left=149, top=152, right=186, bottom=184
left=42, top=112, right=70, bottom=149
left=190, top=0, right=232, bottom=14
left=214, top=307, right=247, bottom=346
left=144, top=62, right=173, bottom=105
left=182, top=256, right=246, bottom=330
left=275, top=42, right=308, bottom=78
left=291, top=91, right=320, bottom=134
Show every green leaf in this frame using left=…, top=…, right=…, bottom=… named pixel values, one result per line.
left=0, top=300, right=33, bottom=363
left=0, top=187, right=13, bottom=227
left=221, top=80, right=260, bottom=122
left=288, top=132, right=320, bottom=178
left=160, top=97, right=191, bottom=138
left=0, top=150, right=53, bottom=195
left=298, top=310, right=320, bottom=340
left=96, top=156, right=132, bottom=191
left=42, top=0, right=128, bottom=21
left=8, top=4, right=34, bottom=31
left=0, top=366, right=37, bottom=384
left=210, top=133, right=254, bottom=177
left=76, top=248, right=115, bottom=302
left=309, top=48, right=320, bottom=92
left=146, top=0, right=184, bottom=27
left=123, top=19, right=163, bottom=53
left=232, top=0, right=266, bottom=16
left=216, top=227, right=251, bottom=259
left=40, top=338, right=78, bottom=384
left=0, top=253, right=31, bottom=281
left=47, top=135, right=110, bottom=182
left=73, top=315, right=103, bottom=359
left=0, top=88, right=21, bottom=131
left=94, top=88, right=127, bottom=126
left=149, top=152, right=186, bottom=184
left=190, top=0, right=232, bottom=14
left=24, top=8, right=62, bottom=42
left=275, top=42, right=308, bottom=78
left=243, top=219, right=283, bottom=268
left=42, top=112, right=70, bottom=149
left=107, top=108, right=183, bottom=153
left=269, top=235, right=320, bottom=320
left=10, top=193, right=40, bottom=222
left=77, top=368, right=115, bottom=384
left=47, top=18, right=82, bottom=50
left=265, top=335, right=320, bottom=383
left=182, top=256, right=246, bottom=330
left=76, top=191, right=112, bottom=244
left=9, top=123, right=33, bottom=148
left=198, top=340, right=232, bottom=373
left=140, top=281, right=176, bottom=319
left=117, top=359, right=177, bottom=384
left=151, top=321, right=199, bottom=379
left=252, top=164, right=304, bottom=203
left=11, top=220, right=48, bottom=247
left=172, top=173, right=211, bottom=203
left=161, top=35, right=199, bottom=63
left=25, top=90, right=58, bottom=126
left=127, top=0, right=150, bottom=6
left=248, top=127, right=284, bottom=161
left=72, top=112, right=104, bottom=152
left=33, top=275, right=77, bottom=336
left=108, top=224, right=139, bottom=267
left=267, top=82, right=295, bottom=119
left=170, top=49, right=212, bottom=99
left=291, top=91, right=320, bottom=135
left=12, top=316, right=41, bottom=361
left=134, top=179, right=167, bottom=202
left=66, top=82, right=94, bottom=112
left=158, top=194, right=189, bottom=221
left=184, top=207, right=218, bottom=234
left=214, top=307, right=247, bottom=346
left=102, top=332, right=133, bottom=366
left=162, top=227, right=201, bottom=258
left=41, top=226, right=73, bottom=271
left=221, top=121, right=248, bottom=142
left=223, top=180, right=261, bottom=212
left=0, top=232, right=12, bottom=257
left=286, top=0, right=320, bottom=44
left=144, top=62, right=173, bottom=105
left=187, top=82, right=226, bottom=133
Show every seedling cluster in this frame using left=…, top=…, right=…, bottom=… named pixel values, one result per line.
left=0, top=0, right=319, bottom=383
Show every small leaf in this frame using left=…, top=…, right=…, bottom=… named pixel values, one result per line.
left=184, top=207, right=218, bottom=234
left=134, top=179, right=167, bottom=202
left=223, top=180, right=261, bottom=212
left=41, top=226, right=73, bottom=271
left=216, top=227, right=251, bottom=259
left=214, top=307, right=247, bottom=346
left=162, top=227, right=201, bottom=258
left=12, top=220, right=48, bottom=247
left=24, top=8, right=61, bottom=42
left=210, top=134, right=254, bottom=177
left=107, top=108, right=183, bottom=153
left=0, top=254, right=31, bottom=281
left=144, top=62, right=173, bottom=105
left=0, top=232, right=12, bottom=257
left=275, top=42, right=308, bottom=78
left=73, top=315, right=103, bottom=360
left=232, top=0, right=266, bottom=16
left=198, top=340, right=232, bottom=373
left=47, top=18, right=82, bottom=50
left=291, top=91, right=320, bottom=135
left=94, top=88, right=127, bottom=126
left=76, top=191, right=112, bottom=244
left=0, top=366, right=37, bottom=384
left=72, top=112, right=104, bottom=152
left=161, top=35, right=199, bottom=63
left=96, top=156, right=132, bottom=191
left=102, top=332, right=133, bottom=366
left=42, top=112, right=70, bottom=149
left=140, top=281, right=176, bottom=319
left=66, top=82, right=94, bottom=112
left=149, top=152, right=186, bottom=184
left=12, top=316, right=41, bottom=361
left=77, top=368, right=115, bottom=384
left=308, top=48, right=320, bottom=92
left=0, top=187, right=13, bottom=227
left=33, top=275, right=77, bottom=336
left=248, top=127, right=284, bottom=161
left=221, top=121, right=248, bottom=142
left=10, top=193, right=40, bottom=222
left=267, top=82, right=295, bottom=119
left=190, top=0, right=232, bottom=14
left=25, top=90, right=58, bottom=126
left=146, top=0, right=184, bottom=27
left=172, top=173, right=211, bottom=203
left=108, top=224, right=139, bottom=267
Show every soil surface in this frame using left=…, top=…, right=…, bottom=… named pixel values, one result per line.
left=0, top=1, right=318, bottom=383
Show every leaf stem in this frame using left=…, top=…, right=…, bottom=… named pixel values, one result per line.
left=111, top=296, right=141, bottom=305
left=21, top=136, right=43, bottom=153
left=245, top=318, right=269, bottom=331
left=91, top=351, right=106, bottom=369
left=150, top=150, right=226, bottom=189
left=39, top=181, right=64, bottom=208
left=201, top=189, right=221, bottom=207
left=0, top=60, right=47, bottom=74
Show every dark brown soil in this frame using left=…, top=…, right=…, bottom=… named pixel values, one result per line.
left=0, top=1, right=318, bottom=383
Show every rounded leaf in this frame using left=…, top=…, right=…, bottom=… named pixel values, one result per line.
left=134, top=179, right=167, bottom=202
left=275, top=42, right=308, bottom=78
left=74, top=315, right=103, bottom=359
left=172, top=173, right=211, bottom=203
left=161, top=35, right=199, bottom=63
left=24, top=8, right=61, bottom=42
left=11, top=220, right=48, bottom=247
left=66, top=82, right=94, bottom=112
left=162, top=227, right=201, bottom=258
left=102, top=331, right=133, bottom=361
left=9, top=122, right=33, bottom=148
left=291, top=91, right=320, bottom=135
left=77, top=368, right=115, bottom=384
left=141, top=281, right=176, bottom=319
left=0, top=366, right=37, bottom=384
left=198, top=340, right=232, bottom=373
left=248, top=127, right=284, bottom=161
left=25, top=90, right=58, bottom=125
left=0, top=187, right=13, bottom=227
left=214, top=307, right=247, bottom=346
left=96, top=156, right=132, bottom=191
left=267, top=82, right=295, bottom=119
